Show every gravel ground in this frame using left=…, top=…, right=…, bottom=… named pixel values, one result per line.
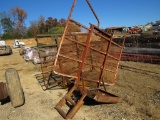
left=0, top=47, right=160, bottom=120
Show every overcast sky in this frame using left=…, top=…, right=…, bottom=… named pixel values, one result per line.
left=0, top=0, right=160, bottom=29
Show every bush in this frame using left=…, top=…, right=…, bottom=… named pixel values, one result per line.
left=49, top=27, right=64, bottom=34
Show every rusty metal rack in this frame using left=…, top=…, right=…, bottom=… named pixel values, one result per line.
left=121, top=53, right=160, bottom=64
left=35, top=34, right=62, bottom=89
left=121, top=47, right=160, bottom=64
left=52, top=0, right=126, bottom=119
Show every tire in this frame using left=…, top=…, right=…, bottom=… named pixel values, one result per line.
left=20, top=45, right=23, bottom=48
left=5, top=68, right=25, bottom=107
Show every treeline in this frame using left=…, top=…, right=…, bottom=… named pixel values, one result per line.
left=0, top=6, right=66, bottom=39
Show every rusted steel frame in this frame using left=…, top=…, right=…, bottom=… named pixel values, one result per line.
left=36, top=37, right=46, bottom=86
left=98, top=31, right=113, bottom=90
left=65, top=34, right=120, bottom=62
left=88, top=45, right=120, bottom=61
left=54, top=0, right=76, bottom=67
left=70, top=19, right=90, bottom=31
left=92, top=24, right=122, bottom=48
left=64, top=36, right=87, bottom=47
left=94, top=30, right=122, bottom=49
left=92, top=24, right=111, bottom=37
left=54, top=85, right=76, bottom=119
left=65, top=35, right=121, bottom=63
left=112, top=33, right=126, bottom=84
left=76, top=25, right=94, bottom=90
left=82, top=61, right=115, bottom=73
left=65, top=36, right=120, bottom=62
left=65, top=93, right=87, bottom=119
left=77, top=85, right=119, bottom=103
left=89, top=89, right=119, bottom=103
left=0, top=82, right=8, bottom=100
left=55, top=85, right=87, bottom=119
left=36, top=37, right=50, bottom=87
left=121, top=53, right=160, bottom=61
left=56, top=52, right=81, bottom=78
left=54, top=71, right=78, bottom=79
left=86, top=0, right=100, bottom=27
left=36, top=35, right=59, bottom=87
left=89, top=46, right=106, bottom=55
left=59, top=54, right=82, bottom=63
left=58, top=50, right=79, bottom=55
left=107, top=54, right=120, bottom=61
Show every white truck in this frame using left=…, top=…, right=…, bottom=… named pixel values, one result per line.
left=13, top=39, right=25, bottom=48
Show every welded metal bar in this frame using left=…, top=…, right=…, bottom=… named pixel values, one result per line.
left=65, top=35, right=121, bottom=62
left=65, top=36, right=87, bottom=47
left=86, top=0, right=100, bottom=27
left=59, top=54, right=82, bottom=63
left=66, top=92, right=87, bottom=119
left=36, top=35, right=58, bottom=88
left=112, top=32, right=126, bottom=84
left=94, top=30, right=122, bottom=48
left=70, top=19, right=90, bottom=31
left=98, top=29, right=113, bottom=91
left=54, top=0, right=77, bottom=67
left=76, top=25, right=94, bottom=89
left=54, top=71, right=78, bottom=79
left=82, top=62, right=115, bottom=73
left=54, top=0, right=126, bottom=118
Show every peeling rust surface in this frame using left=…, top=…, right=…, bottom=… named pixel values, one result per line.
left=0, top=82, right=8, bottom=100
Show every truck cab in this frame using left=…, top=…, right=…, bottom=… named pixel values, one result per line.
left=13, top=39, right=25, bottom=48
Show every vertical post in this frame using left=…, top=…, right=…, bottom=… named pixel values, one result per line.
left=76, top=25, right=94, bottom=91
left=54, top=0, right=77, bottom=67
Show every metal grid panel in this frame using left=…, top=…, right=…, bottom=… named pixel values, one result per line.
left=36, top=35, right=58, bottom=88
left=53, top=19, right=125, bottom=90
left=54, top=0, right=126, bottom=119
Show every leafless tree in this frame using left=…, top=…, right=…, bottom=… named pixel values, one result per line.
left=11, top=6, right=27, bottom=24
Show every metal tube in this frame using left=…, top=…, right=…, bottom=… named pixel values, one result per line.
left=86, top=0, right=100, bottom=27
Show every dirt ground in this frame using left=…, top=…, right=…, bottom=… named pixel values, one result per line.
left=0, top=39, right=160, bottom=120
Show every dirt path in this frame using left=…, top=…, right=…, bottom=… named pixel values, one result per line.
left=0, top=48, right=160, bottom=120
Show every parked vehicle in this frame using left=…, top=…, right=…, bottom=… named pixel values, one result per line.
left=0, top=40, right=12, bottom=55
left=13, top=39, right=25, bottom=48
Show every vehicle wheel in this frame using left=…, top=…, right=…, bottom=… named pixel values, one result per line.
left=20, top=45, right=23, bottom=48
left=5, top=68, right=25, bottom=107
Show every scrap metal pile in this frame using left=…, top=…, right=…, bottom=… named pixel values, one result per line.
left=37, top=0, right=126, bottom=119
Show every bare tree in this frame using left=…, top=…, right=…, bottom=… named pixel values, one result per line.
left=10, top=6, right=27, bottom=38
left=11, top=6, right=27, bottom=24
